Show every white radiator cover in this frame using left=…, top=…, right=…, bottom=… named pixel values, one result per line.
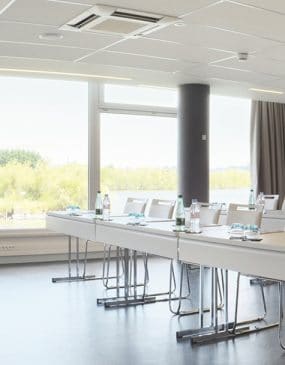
left=0, top=232, right=104, bottom=264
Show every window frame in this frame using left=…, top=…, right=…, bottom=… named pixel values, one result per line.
left=89, top=82, right=177, bottom=211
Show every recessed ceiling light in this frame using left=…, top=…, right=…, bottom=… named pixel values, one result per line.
left=174, top=21, right=186, bottom=27
left=39, top=32, right=64, bottom=40
left=0, top=0, right=16, bottom=15
left=249, top=88, right=284, bottom=95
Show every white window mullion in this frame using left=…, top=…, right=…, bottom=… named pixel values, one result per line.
left=88, top=81, right=100, bottom=210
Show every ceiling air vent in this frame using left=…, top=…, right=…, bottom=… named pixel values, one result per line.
left=60, top=4, right=178, bottom=37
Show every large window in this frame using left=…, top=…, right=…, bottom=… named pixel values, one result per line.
left=101, top=113, right=177, bottom=214
left=0, top=76, right=251, bottom=229
left=210, top=95, right=251, bottom=204
left=101, top=85, right=177, bottom=214
left=0, top=76, right=88, bottom=228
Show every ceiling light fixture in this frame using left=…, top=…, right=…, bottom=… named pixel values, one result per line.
left=0, top=0, right=16, bottom=15
left=249, top=87, right=284, bottom=95
left=39, top=32, right=64, bottom=40
left=174, top=21, right=186, bottom=27
left=0, top=68, right=132, bottom=81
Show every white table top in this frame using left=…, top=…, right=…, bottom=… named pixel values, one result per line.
left=180, top=226, right=285, bottom=253
left=47, top=211, right=96, bottom=223
left=96, top=217, right=176, bottom=237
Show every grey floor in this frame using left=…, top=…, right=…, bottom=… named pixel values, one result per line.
left=0, top=257, right=285, bottom=365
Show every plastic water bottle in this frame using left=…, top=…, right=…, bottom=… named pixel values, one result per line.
left=190, top=199, right=200, bottom=233
left=175, top=194, right=185, bottom=230
left=248, top=189, right=256, bottom=210
left=103, top=194, right=111, bottom=221
left=256, top=192, right=265, bottom=212
left=95, top=191, right=103, bottom=217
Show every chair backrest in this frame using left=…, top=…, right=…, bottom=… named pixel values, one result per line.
left=148, top=199, right=175, bottom=219
left=282, top=199, right=285, bottom=211
left=200, top=206, right=221, bottom=226
left=226, top=203, right=262, bottom=227
left=263, top=195, right=279, bottom=211
left=123, top=197, right=148, bottom=215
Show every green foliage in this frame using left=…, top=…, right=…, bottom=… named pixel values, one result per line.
left=0, top=161, right=88, bottom=214
left=210, top=168, right=250, bottom=189
left=0, top=151, right=250, bottom=216
left=0, top=149, right=43, bottom=168
left=101, top=166, right=250, bottom=192
left=101, top=167, right=177, bottom=191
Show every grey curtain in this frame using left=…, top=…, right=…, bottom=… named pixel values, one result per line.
left=251, top=100, right=285, bottom=207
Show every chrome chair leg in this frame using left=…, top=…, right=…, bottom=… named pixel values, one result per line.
left=102, top=243, right=108, bottom=281
left=102, top=246, right=112, bottom=288
left=145, top=254, right=150, bottom=283
left=169, top=260, right=184, bottom=314
left=82, top=240, right=90, bottom=279
left=233, top=272, right=268, bottom=333
left=186, top=265, right=191, bottom=296
left=279, top=282, right=285, bottom=350
left=233, top=272, right=241, bottom=332
left=260, top=282, right=267, bottom=317
left=217, top=270, right=224, bottom=308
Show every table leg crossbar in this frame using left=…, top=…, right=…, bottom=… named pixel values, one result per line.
left=97, top=248, right=182, bottom=308
left=176, top=267, right=278, bottom=344
left=52, top=237, right=113, bottom=283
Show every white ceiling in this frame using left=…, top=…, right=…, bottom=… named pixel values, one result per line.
left=1, top=0, right=285, bottom=101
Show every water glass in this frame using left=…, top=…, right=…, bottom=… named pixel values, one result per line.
left=128, top=213, right=136, bottom=225
left=244, top=224, right=260, bottom=240
left=230, top=223, right=244, bottom=238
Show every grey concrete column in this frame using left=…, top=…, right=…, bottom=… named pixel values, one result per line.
left=178, top=84, right=210, bottom=206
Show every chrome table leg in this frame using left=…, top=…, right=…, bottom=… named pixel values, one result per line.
left=52, top=236, right=98, bottom=283
left=177, top=268, right=278, bottom=343
left=279, top=281, right=285, bottom=349
left=98, top=249, right=156, bottom=308
left=199, top=265, right=205, bottom=328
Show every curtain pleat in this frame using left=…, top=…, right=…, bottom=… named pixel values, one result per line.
left=251, top=100, right=285, bottom=208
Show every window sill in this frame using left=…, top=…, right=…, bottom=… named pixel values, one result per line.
left=0, top=228, right=65, bottom=238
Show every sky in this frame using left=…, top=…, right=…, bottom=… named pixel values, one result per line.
left=0, top=76, right=250, bottom=169
left=210, top=95, right=251, bottom=169
left=0, top=76, right=88, bottom=165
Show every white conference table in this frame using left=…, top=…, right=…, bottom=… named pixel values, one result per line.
left=180, top=226, right=285, bottom=281
left=46, top=211, right=285, bottom=347
left=46, top=212, right=177, bottom=283
left=47, top=211, right=96, bottom=282
left=179, top=226, right=285, bottom=344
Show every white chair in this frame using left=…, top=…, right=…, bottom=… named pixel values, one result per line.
left=263, top=195, right=279, bottom=211
left=226, top=203, right=263, bottom=226
left=282, top=198, right=285, bottom=211
left=123, top=197, right=148, bottom=215
left=199, top=203, right=221, bottom=226
left=225, top=205, right=267, bottom=329
left=148, top=199, right=175, bottom=219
